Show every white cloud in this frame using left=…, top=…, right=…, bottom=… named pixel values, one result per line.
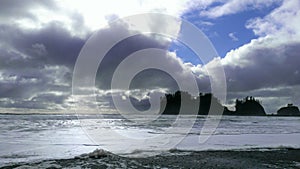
left=0, top=72, right=17, bottom=83
left=246, top=0, right=300, bottom=38
left=2, top=0, right=204, bottom=37
left=200, top=0, right=281, bottom=18
left=228, top=32, right=238, bottom=41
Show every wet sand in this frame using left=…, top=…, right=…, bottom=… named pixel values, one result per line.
left=2, top=148, right=300, bottom=169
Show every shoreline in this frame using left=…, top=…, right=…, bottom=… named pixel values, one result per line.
left=2, top=148, right=300, bottom=169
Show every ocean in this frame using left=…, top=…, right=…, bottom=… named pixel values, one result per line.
left=1, top=114, right=300, bottom=168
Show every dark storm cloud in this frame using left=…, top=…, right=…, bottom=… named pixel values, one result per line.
left=0, top=18, right=86, bottom=109
left=0, top=66, right=71, bottom=99
left=0, top=9, right=88, bottom=103
left=224, top=42, right=300, bottom=92
left=96, top=34, right=172, bottom=90
left=0, top=23, right=86, bottom=69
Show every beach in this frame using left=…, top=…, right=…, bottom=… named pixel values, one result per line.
left=2, top=148, right=300, bottom=169
left=1, top=114, right=300, bottom=168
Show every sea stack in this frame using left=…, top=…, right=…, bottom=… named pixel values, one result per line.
left=277, top=104, right=300, bottom=116
left=233, top=96, right=266, bottom=116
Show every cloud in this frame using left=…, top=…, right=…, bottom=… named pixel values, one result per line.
left=221, top=39, right=300, bottom=91
left=0, top=22, right=78, bottom=110
left=0, top=3, right=199, bottom=112
left=200, top=0, right=281, bottom=18
left=0, top=91, right=70, bottom=110
left=0, top=23, right=86, bottom=69
left=0, top=21, right=82, bottom=104
left=0, top=1, right=57, bottom=23
left=246, top=0, right=300, bottom=38
left=228, top=32, right=238, bottom=41
left=0, top=0, right=201, bottom=36
left=31, top=43, right=48, bottom=57
left=56, top=0, right=197, bottom=29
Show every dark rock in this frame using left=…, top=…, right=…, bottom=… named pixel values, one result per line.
left=75, top=149, right=110, bottom=159
left=232, top=96, right=266, bottom=116
left=160, top=91, right=266, bottom=116
left=277, top=104, right=300, bottom=116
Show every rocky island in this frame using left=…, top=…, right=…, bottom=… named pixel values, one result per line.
left=277, top=104, right=300, bottom=116
left=131, top=91, right=299, bottom=116
left=227, top=97, right=266, bottom=116
left=159, top=91, right=266, bottom=116
left=157, top=91, right=299, bottom=116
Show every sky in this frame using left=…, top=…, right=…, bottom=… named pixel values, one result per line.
left=0, top=0, right=300, bottom=114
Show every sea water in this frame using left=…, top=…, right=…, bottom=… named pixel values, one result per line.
left=1, top=114, right=300, bottom=167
